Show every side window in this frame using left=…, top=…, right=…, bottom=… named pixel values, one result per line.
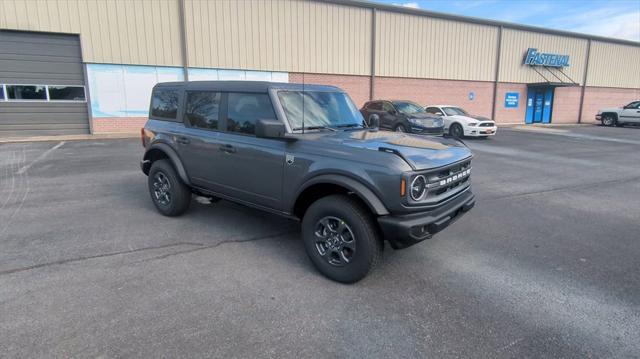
left=368, top=102, right=382, bottom=111
left=382, top=102, right=395, bottom=113
left=185, top=91, right=220, bottom=130
left=150, top=89, right=179, bottom=120
left=426, top=107, right=443, bottom=115
left=227, top=93, right=275, bottom=135
left=6, top=85, right=47, bottom=100
left=627, top=101, right=640, bottom=109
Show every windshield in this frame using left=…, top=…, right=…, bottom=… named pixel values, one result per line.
left=443, top=107, right=468, bottom=116
left=277, top=91, right=364, bottom=130
left=393, top=101, right=425, bottom=115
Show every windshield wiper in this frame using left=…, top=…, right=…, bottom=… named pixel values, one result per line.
left=292, top=125, right=338, bottom=132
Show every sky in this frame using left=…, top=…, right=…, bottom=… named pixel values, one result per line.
left=373, top=0, right=640, bottom=42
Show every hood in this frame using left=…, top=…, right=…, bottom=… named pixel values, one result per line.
left=450, top=114, right=493, bottom=122
left=404, top=112, right=441, bottom=120
left=311, top=130, right=472, bottom=170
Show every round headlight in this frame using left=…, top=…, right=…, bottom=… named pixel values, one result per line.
left=410, top=175, right=427, bottom=201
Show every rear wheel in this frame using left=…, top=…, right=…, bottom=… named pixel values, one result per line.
left=148, top=159, right=191, bottom=216
left=602, top=115, right=616, bottom=127
left=450, top=123, right=464, bottom=138
left=301, top=195, right=382, bottom=283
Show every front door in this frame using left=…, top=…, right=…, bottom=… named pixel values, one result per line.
left=211, top=92, right=285, bottom=211
left=620, top=101, right=640, bottom=123
left=533, top=90, right=544, bottom=123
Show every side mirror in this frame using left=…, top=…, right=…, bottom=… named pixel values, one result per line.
left=368, top=114, right=380, bottom=129
left=255, top=119, right=286, bottom=139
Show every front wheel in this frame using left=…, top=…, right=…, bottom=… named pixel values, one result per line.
left=148, top=159, right=191, bottom=216
left=301, top=195, right=382, bottom=283
left=602, top=115, right=616, bottom=127
left=394, top=124, right=407, bottom=133
left=450, top=123, right=464, bottom=138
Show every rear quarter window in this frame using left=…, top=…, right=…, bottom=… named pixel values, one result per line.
left=150, top=89, right=180, bottom=120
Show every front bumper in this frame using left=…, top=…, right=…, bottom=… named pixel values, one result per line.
left=410, top=125, right=444, bottom=135
left=465, top=126, right=497, bottom=136
left=377, top=190, right=475, bottom=249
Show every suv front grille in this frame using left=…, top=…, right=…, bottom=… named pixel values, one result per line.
left=425, top=160, right=471, bottom=200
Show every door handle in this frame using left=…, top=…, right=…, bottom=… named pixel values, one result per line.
left=176, top=136, right=190, bottom=145
left=219, top=144, right=236, bottom=154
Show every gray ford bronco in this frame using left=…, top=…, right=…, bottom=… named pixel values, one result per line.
left=141, top=81, right=475, bottom=283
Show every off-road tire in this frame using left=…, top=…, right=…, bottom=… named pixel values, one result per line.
left=302, top=194, right=382, bottom=283
left=148, top=159, right=191, bottom=216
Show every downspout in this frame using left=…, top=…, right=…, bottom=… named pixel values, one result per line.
left=370, top=7, right=377, bottom=101
left=178, top=0, right=189, bottom=81
left=577, top=39, right=591, bottom=124
left=491, top=25, right=503, bottom=121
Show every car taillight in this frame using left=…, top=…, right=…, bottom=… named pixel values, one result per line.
left=140, top=128, right=145, bottom=148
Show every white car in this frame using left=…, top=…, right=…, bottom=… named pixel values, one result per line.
left=425, top=105, right=497, bottom=138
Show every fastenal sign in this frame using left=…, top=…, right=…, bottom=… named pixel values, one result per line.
left=524, top=48, right=570, bottom=68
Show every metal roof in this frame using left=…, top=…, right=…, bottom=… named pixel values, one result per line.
left=323, top=0, right=640, bottom=47
left=154, top=81, right=345, bottom=93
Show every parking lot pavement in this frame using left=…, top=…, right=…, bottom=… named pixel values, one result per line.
left=1, top=126, right=639, bottom=358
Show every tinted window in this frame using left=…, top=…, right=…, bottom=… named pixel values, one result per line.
left=227, top=93, right=275, bottom=135
left=151, top=89, right=179, bottom=119
left=368, top=102, right=382, bottom=110
left=426, top=107, right=443, bottom=115
left=626, top=101, right=640, bottom=109
left=185, top=91, right=220, bottom=130
left=6, top=85, right=46, bottom=100
left=381, top=102, right=395, bottom=113
left=0, top=86, right=4, bottom=100
left=48, top=86, right=86, bottom=101
left=394, top=101, right=425, bottom=114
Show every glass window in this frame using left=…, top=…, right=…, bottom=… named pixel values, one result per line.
left=426, top=107, right=444, bottom=115
left=625, top=101, right=640, bottom=109
left=227, top=93, right=275, bottom=135
left=367, top=102, right=382, bottom=110
left=150, top=89, right=179, bottom=119
left=278, top=91, right=364, bottom=130
left=0, top=86, right=4, bottom=100
left=48, top=86, right=86, bottom=101
left=381, top=102, right=395, bottom=113
left=185, top=91, right=220, bottom=130
left=393, top=101, right=425, bottom=115
left=6, top=85, right=47, bottom=100
left=443, top=107, right=469, bottom=116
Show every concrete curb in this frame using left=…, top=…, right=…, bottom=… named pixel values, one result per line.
left=0, top=133, right=139, bottom=144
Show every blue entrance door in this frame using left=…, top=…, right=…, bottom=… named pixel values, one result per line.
left=525, top=86, right=554, bottom=124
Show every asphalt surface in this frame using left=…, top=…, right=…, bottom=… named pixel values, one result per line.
left=1, top=125, right=639, bottom=358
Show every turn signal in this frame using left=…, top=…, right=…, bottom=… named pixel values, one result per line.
left=400, top=178, right=406, bottom=197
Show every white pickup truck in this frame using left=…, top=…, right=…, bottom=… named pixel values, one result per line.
left=596, top=101, right=640, bottom=126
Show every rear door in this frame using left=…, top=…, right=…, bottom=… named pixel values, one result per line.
left=210, top=92, right=286, bottom=210
left=177, top=90, right=226, bottom=187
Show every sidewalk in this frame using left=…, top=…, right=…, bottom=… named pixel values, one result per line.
left=0, top=133, right=139, bottom=144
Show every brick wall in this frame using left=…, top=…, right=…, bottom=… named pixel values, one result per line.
left=494, top=83, right=527, bottom=124
left=581, top=87, right=640, bottom=124
left=552, top=86, right=582, bottom=124
left=92, top=117, right=148, bottom=134
left=374, top=77, right=494, bottom=118
left=289, top=73, right=371, bottom=108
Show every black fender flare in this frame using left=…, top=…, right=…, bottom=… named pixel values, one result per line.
left=294, top=174, right=389, bottom=216
left=143, top=143, right=191, bottom=186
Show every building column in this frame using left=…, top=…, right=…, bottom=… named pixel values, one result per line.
left=577, top=39, right=592, bottom=123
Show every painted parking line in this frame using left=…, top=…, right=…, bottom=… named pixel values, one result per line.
left=15, top=141, right=65, bottom=175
